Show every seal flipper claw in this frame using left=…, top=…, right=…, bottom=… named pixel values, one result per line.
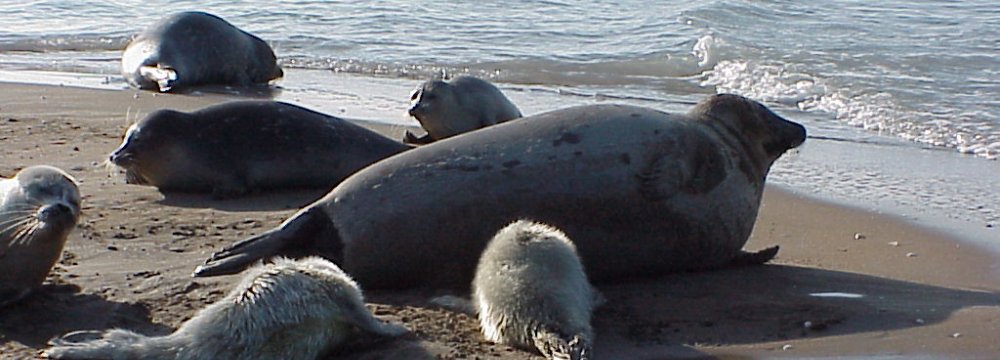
left=729, top=245, right=780, bottom=267
left=533, top=330, right=590, bottom=360
left=194, top=205, right=336, bottom=277
left=403, top=130, right=434, bottom=145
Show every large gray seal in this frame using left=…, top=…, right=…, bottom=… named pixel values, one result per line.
left=122, top=11, right=283, bottom=92
left=404, top=76, right=522, bottom=144
left=109, top=100, right=411, bottom=198
left=45, top=256, right=407, bottom=360
left=474, top=220, right=600, bottom=360
left=195, top=94, right=807, bottom=290
left=0, top=165, right=81, bottom=308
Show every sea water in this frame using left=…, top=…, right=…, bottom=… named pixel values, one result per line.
left=0, top=0, right=997, bottom=246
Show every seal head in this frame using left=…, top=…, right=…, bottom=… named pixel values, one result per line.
left=0, top=165, right=81, bottom=307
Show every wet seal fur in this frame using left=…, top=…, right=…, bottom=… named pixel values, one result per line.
left=45, top=257, right=407, bottom=360
left=474, top=220, right=600, bottom=360
left=195, top=94, right=807, bottom=290
left=404, top=75, right=522, bottom=144
left=122, top=11, right=283, bottom=92
left=0, top=166, right=80, bottom=308
left=109, top=100, right=411, bottom=198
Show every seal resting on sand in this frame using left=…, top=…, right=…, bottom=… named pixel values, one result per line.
left=0, top=166, right=80, bottom=308
left=195, top=94, right=807, bottom=290
left=45, top=257, right=407, bottom=360
left=474, top=220, right=600, bottom=360
left=404, top=76, right=522, bottom=144
left=122, top=11, right=283, bottom=92
left=109, top=100, right=411, bottom=198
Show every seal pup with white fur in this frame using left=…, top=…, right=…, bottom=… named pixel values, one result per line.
left=45, top=257, right=407, bottom=360
left=473, top=220, right=600, bottom=360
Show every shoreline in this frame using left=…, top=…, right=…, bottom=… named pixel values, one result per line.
left=1, top=81, right=998, bottom=359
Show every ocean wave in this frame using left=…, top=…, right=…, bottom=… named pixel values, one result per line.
left=701, top=58, right=1000, bottom=160
left=0, top=35, right=129, bottom=53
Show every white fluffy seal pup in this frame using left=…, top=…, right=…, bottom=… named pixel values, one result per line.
left=44, top=257, right=407, bottom=360
left=473, top=220, right=600, bottom=360
left=404, top=75, right=522, bottom=144
left=0, top=165, right=81, bottom=308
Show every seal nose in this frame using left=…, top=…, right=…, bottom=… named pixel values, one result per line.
left=37, top=203, right=73, bottom=223
left=109, top=148, right=132, bottom=165
left=408, top=102, right=422, bottom=117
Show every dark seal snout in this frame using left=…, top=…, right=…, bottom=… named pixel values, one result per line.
left=765, top=113, right=807, bottom=157
left=37, top=202, right=77, bottom=225
left=109, top=147, right=133, bottom=166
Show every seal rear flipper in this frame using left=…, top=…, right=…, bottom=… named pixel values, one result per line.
left=194, top=206, right=337, bottom=277
left=44, top=329, right=151, bottom=359
left=729, top=245, right=780, bottom=267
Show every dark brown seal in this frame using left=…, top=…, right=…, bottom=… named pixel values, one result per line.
left=195, top=94, right=806, bottom=290
left=122, top=11, right=283, bottom=92
left=109, top=101, right=411, bottom=198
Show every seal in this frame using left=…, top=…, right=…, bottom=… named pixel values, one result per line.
left=473, top=220, right=600, bottom=360
left=45, top=256, right=407, bottom=360
left=122, top=11, right=283, bottom=92
left=195, top=94, right=807, bottom=290
left=109, top=100, right=411, bottom=198
left=404, top=76, right=522, bottom=144
left=0, top=165, right=80, bottom=308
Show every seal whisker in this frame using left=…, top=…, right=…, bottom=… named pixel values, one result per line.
left=11, top=220, right=40, bottom=246
left=0, top=218, right=29, bottom=231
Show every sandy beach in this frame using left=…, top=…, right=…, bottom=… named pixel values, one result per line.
left=0, top=82, right=997, bottom=359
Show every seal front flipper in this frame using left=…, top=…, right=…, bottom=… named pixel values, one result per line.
left=729, top=245, right=780, bottom=267
left=194, top=205, right=339, bottom=277
left=402, top=130, right=434, bottom=145
left=533, top=330, right=591, bottom=360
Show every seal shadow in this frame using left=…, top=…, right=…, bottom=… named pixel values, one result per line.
left=157, top=187, right=331, bottom=212
left=162, top=83, right=283, bottom=99
left=591, top=264, right=1000, bottom=357
left=0, top=282, right=172, bottom=349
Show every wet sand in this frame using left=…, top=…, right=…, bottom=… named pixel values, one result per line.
left=0, top=82, right=997, bottom=359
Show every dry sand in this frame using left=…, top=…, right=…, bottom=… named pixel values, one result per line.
left=0, top=83, right=997, bottom=359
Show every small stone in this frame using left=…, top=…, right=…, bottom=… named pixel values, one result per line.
left=906, top=252, right=918, bottom=257
left=853, top=233, right=865, bottom=240
left=951, top=332, right=961, bottom=338
left=781, top=344, right=794, bottom=351
left=915, top=318, right=925, bottom=324
left=888, top=241, right=900, bottom=247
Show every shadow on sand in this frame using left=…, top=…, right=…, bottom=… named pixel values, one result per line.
left=588, top=264, right=998, bottom=358
left=157, top=187, right=330, bottom=212
left=0, top=282, right=172, bottom=349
